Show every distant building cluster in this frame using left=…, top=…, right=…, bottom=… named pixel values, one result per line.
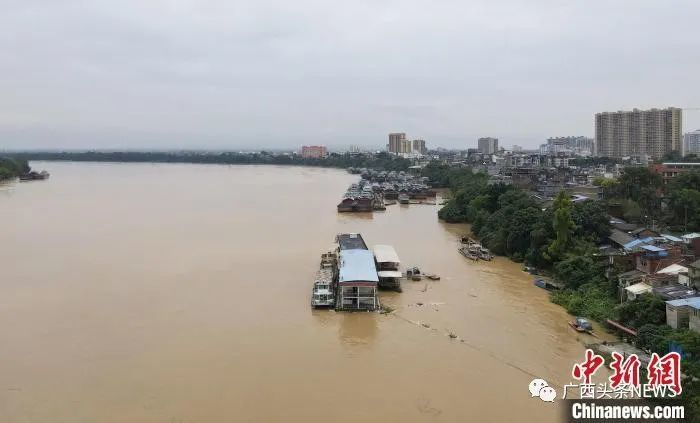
left=301, top=145, right=328, bottom=158
left=595, top=107, right=682, bottom=160
left=381, top=105, right=691, bottom=164
left=387, top=133, right=428, bottom=156
left=539, top=136, right=594, bottom=156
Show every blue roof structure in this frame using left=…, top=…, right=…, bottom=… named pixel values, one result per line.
left=667, top=297, right=700, bottom=308
left=641, top=245, right=665, bottom=252
left=623, top=237, right=655, bottom=250
left=661, top=234, right=684, bottom=243
left=339, top=249, right=379, bottom=284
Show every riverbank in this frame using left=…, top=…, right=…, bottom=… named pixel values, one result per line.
left=430, top=161, right=700, bottom=418
left=3, top=150, right=413, bottom=172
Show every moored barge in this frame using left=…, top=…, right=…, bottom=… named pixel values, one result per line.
left=311, top=268, right=335, bottom=308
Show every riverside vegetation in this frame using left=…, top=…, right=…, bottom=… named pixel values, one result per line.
left=0, top=157, right=30, bottom=181
left=6, top=151, right=412, bottom=172
left=423, top=161, right=700, bottom=417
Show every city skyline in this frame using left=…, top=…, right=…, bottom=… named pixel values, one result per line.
left=1, top=1, right=699, bottom=150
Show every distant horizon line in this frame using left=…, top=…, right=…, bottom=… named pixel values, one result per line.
left=1, top=146, right=547, bottom=154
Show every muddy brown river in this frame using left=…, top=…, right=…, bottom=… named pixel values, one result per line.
left=1, top=162, right=603, bottom=422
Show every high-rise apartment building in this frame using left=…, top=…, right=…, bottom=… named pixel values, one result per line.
left=401, top=139, right=412, bottom=154
left=684, top=130, right=700, bottom=156
left=388, top=132, right=428, bottom=155
left=477, top=137, right=499, bottom=154
left=388, top=133, right=407, bottom=154
left=595, top=107, right=682, bottom=159
left=412, top=139, right=427, bottom=155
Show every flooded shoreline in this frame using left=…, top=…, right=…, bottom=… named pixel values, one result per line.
left=1, top=162, right=600, bottom=422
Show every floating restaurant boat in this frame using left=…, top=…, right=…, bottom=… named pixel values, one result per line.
left=337, top=248, right=379, bottom=311
left=333, top=233, right=380, bottom=311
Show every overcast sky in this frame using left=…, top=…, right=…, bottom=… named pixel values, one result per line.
left=1, top=0, right=699, bottom=150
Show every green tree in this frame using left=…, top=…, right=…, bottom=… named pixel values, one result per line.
left=614, top=294, right=666, bottom=329
left=636, top=324, right=673, bottom=352
left=620, top=199, right=643, bottom=223
left=553, top=255, right=603, bottom=290
left=0, top=157, right=30, bottom=180
left=547, top=191, right=575, bottom=260
left=670, top=171, right=700, bottom=192
left=617, top=167, right=663, bottom=220
left=551, top=282, right=617, bottom=321
left=572, top=201, right=611, bottom=243
left=593, top=176, right=620, bottom=199
left=668, top=188, right=700, bottom=231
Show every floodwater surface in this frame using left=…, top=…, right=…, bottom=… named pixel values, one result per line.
left=1, top=162, right=598, bottom=422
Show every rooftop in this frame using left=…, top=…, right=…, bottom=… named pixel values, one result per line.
left=657, top=263, right=688, bottom=275
left=336, top=233, right=368, bottom=251
left=338, top=249, right=379, bottom=284
left=623, top=237, right=655, bottom=250
left=661, top=234, right=684, bottom=243
left=641, top=245, right=665, bottom=253
left=631, top=227, right=658, bottom=236
left=610, top=229, right=634, bottom=247
left=666, top=297, right=700, bottom=308
left=653, top=284, right=697, bottom=300
left=373, top=244, right=400, bottom=264
left=625, top=282, right=652, bottom=295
